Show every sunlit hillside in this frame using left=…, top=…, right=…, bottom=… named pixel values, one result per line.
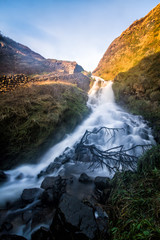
left=94, top=3, right=160, bottom=80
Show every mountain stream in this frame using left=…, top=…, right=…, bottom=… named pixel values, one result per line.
left=0, top=76, right=155, bottom=238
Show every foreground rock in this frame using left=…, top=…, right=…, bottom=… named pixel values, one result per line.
left=0, top=235, right=27, bottom=240
left=94, top=176, right=111, bottom=204
left=21, top=188, right=44, bottom=203
left=31, top=227, right=53, bottom=240
left=79, top=173, right=92, bottom=183
left=50, top=193, right=109, bottom=240
left=0, top=171, right=8, bottom=183
left=94, top=176, right=110, bottom=190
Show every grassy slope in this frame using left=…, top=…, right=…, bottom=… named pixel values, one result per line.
left=93, top=4, right=160, bottom=239
left=113, top=52, right=160, bottom=143
left=108, top=145, right=160, bottom=240
left=0, top=82, right=89, bottom=170
left=93, top=3, right=160, bottom=80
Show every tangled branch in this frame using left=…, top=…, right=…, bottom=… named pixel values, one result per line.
left=75, top=127, right=151, bottom=173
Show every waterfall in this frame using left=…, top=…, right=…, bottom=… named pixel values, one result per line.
left=0, top=76, right=155, bottom=206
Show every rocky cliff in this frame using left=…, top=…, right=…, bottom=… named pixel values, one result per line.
left=93, top=3, right=160, bottom=80
left=0, top=33, right=84, bottom=75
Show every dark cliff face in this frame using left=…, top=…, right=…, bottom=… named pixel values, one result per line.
left=0, top=34, right=83, bottom=75
left=93, top=3, right=160, bottom=80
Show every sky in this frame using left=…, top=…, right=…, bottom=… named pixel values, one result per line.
left=0, top=0, right=159, bottom=71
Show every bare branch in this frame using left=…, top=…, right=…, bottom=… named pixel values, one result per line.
left=75, top=127, right=151, bottom=173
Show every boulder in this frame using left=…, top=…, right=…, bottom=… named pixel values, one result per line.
left=41, top=188, right=59, bottom=206
left=41, top=175, right=66, bottom=193
left=21, top=188, right=44, bottom=203
left=31, top=227, right=53, bottom=240
left=79, top=173, right=92, bottom=183
left=0, top=170, right=8, bottom=183
left=94, top=206, right=109, bottom=236
left=51, top=193, right=98, bottom=240
left=37, top=162, right=61, bottom=178
left=41, top=175, right=62, bottom=190
left=94, top=177, right=110, bottom=190
left=15, top=173, right=24, bottom=180
left=22, top=210, right=32, bottom=223
left=0, top=235, right=27, bottom=240
left=54, top=148, right=74, bottom=164
left=31, top=208, right=55, bottom=230
left=1, top=222, right=13, bottom=231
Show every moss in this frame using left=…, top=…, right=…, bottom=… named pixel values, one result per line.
left=0, top=83, right=89, bottom=169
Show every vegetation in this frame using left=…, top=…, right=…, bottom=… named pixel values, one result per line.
left=0, top=82, right=89, bottom=169
left=113, top=52, right=160, bottom=143
left=93, top=4, right=160, bottom=239
left=93, top=3, right=160, bottom=80
left=108, top=145, right=160, bottom=240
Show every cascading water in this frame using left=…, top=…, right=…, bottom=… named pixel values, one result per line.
left=0, top=76, right=155, bottom=206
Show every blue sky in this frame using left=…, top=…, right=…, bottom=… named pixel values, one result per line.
left=0, top=0, right=159, bottom=71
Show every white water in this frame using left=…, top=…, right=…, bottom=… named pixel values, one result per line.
left=0, top=76, right=155, bottom=206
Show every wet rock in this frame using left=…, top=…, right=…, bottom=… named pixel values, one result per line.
left=21, top=188, right=44, bottom=203
left=40, top=175, right=67, bottom=206
left=37, top=162, right=61, bottom=178
left=15, top=173, right=24, bottom=180
left=54, top=147, right=74, bottom=164
left=51, top=193, right=98, bottom=240
left=41, top=175, right=66, bottom=192
left=1, top=222, right=13, bottom=232
left=94, top=206, right=109, bottom=236
left=31, top=208, right=55, bottom=230
left=41, top=188, right=59, bottom=206
left=41, top=175, right=61, bottom=189
left=75, top=148, right=93, bottom=162
left=79, top=173, right=92, bottom=183
left=139, top=128, right=149, bottom=140
left=0, top=235, right=27, bottom=240
left=22, top=210, right=32, bottom=223
left=31, top=226, right=53, bottom=240
left=0, top=170, right=8, bottom=183
left=124, top=123, right=132, bottom=134
left=94, top=176, right=110, bottom=190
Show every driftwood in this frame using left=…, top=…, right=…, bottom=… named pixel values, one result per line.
left=75, top=127, right=151, bottom=173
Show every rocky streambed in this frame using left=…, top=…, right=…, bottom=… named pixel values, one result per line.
left=0, top=154, right=111, bottom=240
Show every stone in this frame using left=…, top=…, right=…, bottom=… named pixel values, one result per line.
left=40, top=175, right=67, bottom=206
left=31, top=227, right=53, bottom=240
left=79, top=173, right=92, bottom=183
left=41, top=175, right=66, bottom=192
left=22, top=210, right=32, bottom=223
left=15, top=173, right=24, bottom=180
left=51, top=193, right=98, bottom=240
left=1, top=222, right=13, bottom=231
left=139, top=128, right=149, bottom=140
left=0, top=170, right=8, bottom=183
left=41, top=188, right=59, bottom=206
left=41, top=176, right=61, bottom=190
left=0, top=235, right=27, bottom=240
left=94, top=176, right=110, bottom=190
left=21, top=188, right=44, bottom=203
left=37, top=162, right=61, bottom=178
left=31, top=208, right=55, bottom=230
left=94, top=206, right=109, bottom=235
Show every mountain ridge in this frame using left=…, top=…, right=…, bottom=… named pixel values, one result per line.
left=0, top=33, right=84, bottom=76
